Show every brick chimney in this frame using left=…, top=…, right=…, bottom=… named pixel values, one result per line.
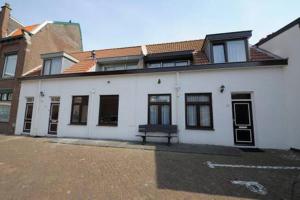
left=0, top=3, right=11, bottom=38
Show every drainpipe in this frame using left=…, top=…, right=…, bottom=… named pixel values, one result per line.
left=88, top=88, right=95, bottom=138
left=175, top=72, right=180, bottom=143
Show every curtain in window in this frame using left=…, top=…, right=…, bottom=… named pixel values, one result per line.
left=200, top=105, right=211, bottom=127
left=150, top=105, right=158, bottom=124
left=50, top=58, right=62, bottom=74
left=43, top=60, right=51, bottom=75
left=213, top=45, right=225, bottom=63
left=3, top=55, right=17, bottom=77
left=161, top=105, right=170, bottom=125
left=187, top=105, right=197, bottom=126
left=227, top=40, right=246, bottom=62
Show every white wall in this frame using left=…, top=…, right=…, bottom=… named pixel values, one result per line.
left=259, top=25, right=300, bottom=149
left=15, top=65, right=289, bottom=149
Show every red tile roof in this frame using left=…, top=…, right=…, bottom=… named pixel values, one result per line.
left=10, top=24, right=39, bottom=37
left=64, top=60, right=96, bottom=74
left=249, top=47, right=275, bottom=61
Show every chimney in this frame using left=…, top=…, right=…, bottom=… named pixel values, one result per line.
left=0, top=3, right=11, bottom=38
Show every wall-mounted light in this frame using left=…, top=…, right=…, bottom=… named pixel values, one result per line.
left=40, top=91, right=45, bottom=97
left=157, top=79, right=161, bottom=84
left=107, top=80, right=110, bottom=84
left=220, top=85, right=225, bottom=93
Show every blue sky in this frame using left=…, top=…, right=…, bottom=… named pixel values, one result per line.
left=3, top=0, right=300, bottom=51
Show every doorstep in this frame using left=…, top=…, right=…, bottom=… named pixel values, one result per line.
left=49, top=138, right=241, bottom=156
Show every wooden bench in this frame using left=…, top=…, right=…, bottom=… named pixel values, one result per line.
left=136, top=124, right=178, bottom=145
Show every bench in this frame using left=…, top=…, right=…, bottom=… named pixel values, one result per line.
left=136, top=124, right=178, bottom=145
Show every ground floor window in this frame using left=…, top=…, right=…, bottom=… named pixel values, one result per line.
left=70, top=96, right=89, bottom=125
left=0, top=90, right=12, bottom=122
left=23, top=97, right=34, bottom=132
left=185, top=93, right=213, bottom=129
left=99, top=95, right=119, bottom=126
left=148, top=94, right=171, bottom=125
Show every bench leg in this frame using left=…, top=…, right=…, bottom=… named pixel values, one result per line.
left=167, top=136, right=171, bottom=146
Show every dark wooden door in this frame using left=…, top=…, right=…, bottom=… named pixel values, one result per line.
left=48, top=103, right=59, bottom=135
left=232, top=101, right=255, bottom=146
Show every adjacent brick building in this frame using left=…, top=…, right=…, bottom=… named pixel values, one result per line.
left=0, top=3, right=83, bottom=134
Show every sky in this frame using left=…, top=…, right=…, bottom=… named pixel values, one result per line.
left=2, top=0, right=300, bottom=51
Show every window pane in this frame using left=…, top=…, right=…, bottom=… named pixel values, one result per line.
left=105, top=64, right=125, bottom=71
left=162, top=62, right=175, bottom=68
left=71, top=105, right=80, bottom=123
left=73, top=97, right=82, bottom=104
left=50, top=58, right=62, bottom=74
left=161, top=105, right=170, bottom=125
left=187, top=95, right=209, bottom=103
left=1, top=93, right=7, bottom=101
left=150, top=95, right=170, bottom=103
left=81, top=105, right=88, bottom=123
left=227, top=40, right=246, bottom=62
left=149, top=105, right=158, bottom=125
left=43, top=60, right=51, bottom=75
left=3, top=54, right=17, bottom=77
left=99, top=95, right=119, bottom=125
left=147, top=63, right=161, bottom=68
left=175, top=61, right=189, bottom=67
left=25, top=104, right=33, bottom=119
left=199, top=105, right=211, bottom=127
left=0, top=104, right=10, bottom=122
left=187, top=105, right=197, bottom=126
left=126, top=63, right=138, bottom=70
left=213, top=45, right=225, bottom=63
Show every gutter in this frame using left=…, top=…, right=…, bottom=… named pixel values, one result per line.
left=19, top=59, right=288, bottom=81
left=0, top=35, right=23, bottom=43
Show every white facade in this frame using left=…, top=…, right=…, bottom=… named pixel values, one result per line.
left=15, top=65, right=293, bottom=149
left=258, top=23, right=300, bottom=149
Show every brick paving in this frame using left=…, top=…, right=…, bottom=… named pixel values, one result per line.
left=0, top=135, right=299, bottom=200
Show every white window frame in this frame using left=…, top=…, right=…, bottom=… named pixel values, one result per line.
left=2, top=54, right=18, bottom=78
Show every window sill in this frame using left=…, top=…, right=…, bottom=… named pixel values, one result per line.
left=97, top=123, right=118, bottom=127
left=186, top=127, right=215, bottom=131
left=68, top=123, right=87, bottom=126
left=0, top=121, right=9, bottom=123
left=0, top=77, right=16, bottom=81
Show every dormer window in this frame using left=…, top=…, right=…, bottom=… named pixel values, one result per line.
left=212, top=40, right=247, bottom=63
left=147, top=60, right=190, bottom=68
left=43, top=58, right=61, bottom=75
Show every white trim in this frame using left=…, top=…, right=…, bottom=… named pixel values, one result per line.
left=10, top=16, right=25, bottom=27
left=22, top=65, right=42, bottom=76
left=30, top=21, right=53, bottom=35
left=41, top=52, right=79, bottom=63
left=141, top=45, right=148, bottom=56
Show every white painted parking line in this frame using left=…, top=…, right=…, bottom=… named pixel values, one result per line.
left=207, top=161, right=300, bottom=170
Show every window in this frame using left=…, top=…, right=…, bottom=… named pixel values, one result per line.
left=23, top=97, right=34, bottom=132
left=185, top=93, right=213, bottom=129
left=148, top=94, right=171, bottom=125
left=212, top=44, right=225, bottom=63
left=98, top=62, right=138, bottom=71
left=2, top=54, right=18, bottom=78
left=212, top=40, right=247, bottom=63
left=70, top=96, right=89, bottom=125
left=147, top=60, right=190, bottom=68
left=99, top=95, right=119, bottom=126
left=43, top=58, right=62, bottom=75
left=0, top=90, right=12, bottom=122
left=227, top=40, right=246, bottom=62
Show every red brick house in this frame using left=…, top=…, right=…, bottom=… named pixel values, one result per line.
left=0, top=3, right=83, bottom=134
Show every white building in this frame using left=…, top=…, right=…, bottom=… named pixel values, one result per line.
left=14, top=27, right=299, bottom=149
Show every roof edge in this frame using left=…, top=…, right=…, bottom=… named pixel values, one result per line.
left=256, top=17, right=300, bottom=46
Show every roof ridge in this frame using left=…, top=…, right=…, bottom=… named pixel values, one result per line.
left=70, top=45, right=142, bottom=54
left=145, top=39, right=204, bottom=46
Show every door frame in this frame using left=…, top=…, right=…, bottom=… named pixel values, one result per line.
left=231, top=93, right=255, bottom=146
left=48, top=102, right=60, bottom=135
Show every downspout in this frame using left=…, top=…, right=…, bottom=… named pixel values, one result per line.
left=88, top=88, right=96, bottom=138
left=33, top=79, right=42, bottom=136
left=175, top=72, right=180, bottom=143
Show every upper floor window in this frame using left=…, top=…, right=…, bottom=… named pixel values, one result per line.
left=212, top=40, right=247, bottom=63
left=98, top=62, right=138, bottom=71
left=2, top=54, right=18, bottom=78
left=147, top=60, right=190, bottom=68
left=43, top=58, right=62, bottom=75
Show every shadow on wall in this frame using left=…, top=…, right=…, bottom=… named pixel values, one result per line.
left=154, top=150, right=298, bottom=199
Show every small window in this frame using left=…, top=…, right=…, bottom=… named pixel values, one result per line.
left=227, top=40, right=246, bottom=62
left=212, top=44, right=225, bottom=63
left=2, top=54, right=18, bottom=78
left=175, top=60, right=189, bottom=67
left=0, top=90, right=13, bottom=122
left=162, top=62, right=175, bottom=68
left=43, top=58, right=62, bottom=75
left=70, top=96, right=89, bottom=125
left=148, top=94, right=171, bottom=125
left=185, top=93, right=213, bottom=129
left=147, top=62, right=161, bottom=68
left=99, top=95, right=119, bottom=126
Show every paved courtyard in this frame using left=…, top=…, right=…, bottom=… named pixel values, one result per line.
left=0, top=135, right=299, bottom=200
